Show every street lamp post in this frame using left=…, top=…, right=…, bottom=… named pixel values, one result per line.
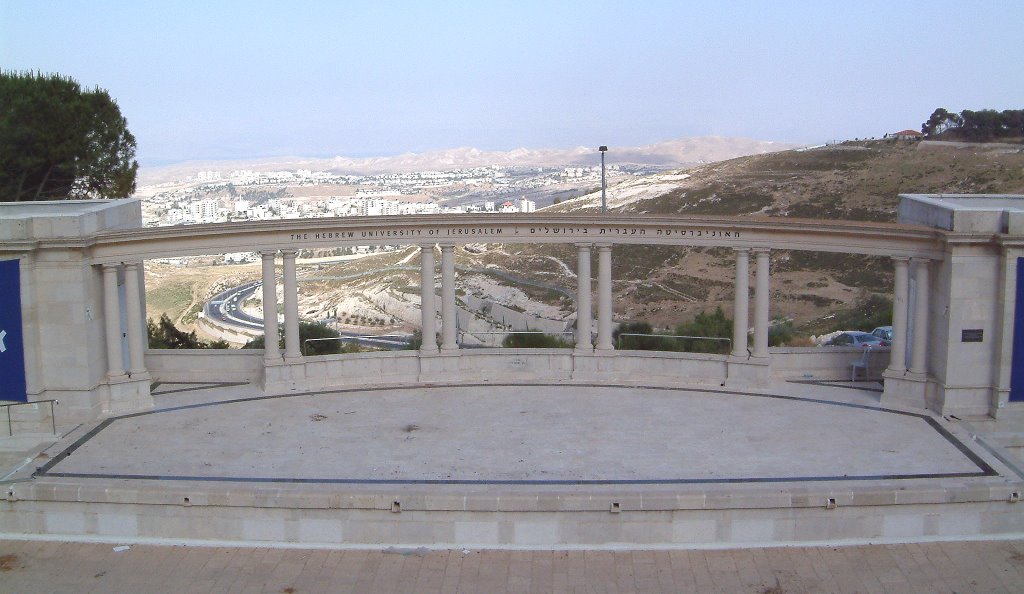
left=599, top=145, right=608, bottom=213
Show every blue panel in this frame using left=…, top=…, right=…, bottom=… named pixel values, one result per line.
left=0, top=259, right=27, bottom=402
left=1011, top=258, right=1024, bottom=402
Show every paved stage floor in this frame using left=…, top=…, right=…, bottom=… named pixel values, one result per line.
left=3, top=379, right=1023, bottom=556
left=31, top=381, right=1005, bottom=487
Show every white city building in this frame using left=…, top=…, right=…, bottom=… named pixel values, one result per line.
left=515, top=198, right=536, bottom=213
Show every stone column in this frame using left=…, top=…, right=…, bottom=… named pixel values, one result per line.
left=102, top=264, right=124, bottom=378
left=910, top=258, right=930, bottom=374
left=595, top=244, right=614, bottom=351
left=993, top=247, right=1016, bottom=411
left=134, top=263, right=148, bottom=353
left=752, top=248, right=770, bottom=358
left=281, top=250, right=301, bottom=361
left=260, top=251, right=281, bottom=361
left=420, top=244, right=438, bottom=353
left=575, top=243, right=593, bottom=352
left=888, top=257, right=910, bottom=373
left=440, top=244, right=458, bottom=351
left=123, top=262, right=146, bottom=376
left=732, top=248, right=750, bottom=357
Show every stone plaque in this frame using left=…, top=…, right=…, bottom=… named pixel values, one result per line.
left=961, top=329, right=984, bottom=343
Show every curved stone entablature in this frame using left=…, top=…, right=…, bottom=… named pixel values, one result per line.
left=84, top=214, right=949, bottom=264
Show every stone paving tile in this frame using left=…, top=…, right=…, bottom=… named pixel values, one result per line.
left=2, top=539, right=1024, bottom=592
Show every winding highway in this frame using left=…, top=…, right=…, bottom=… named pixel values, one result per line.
left=204, top=260, right=576, bottom=351
left=203, top=281, right=412, bottom=350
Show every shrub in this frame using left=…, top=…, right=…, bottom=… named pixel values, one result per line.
left=673, top=307, right=733, bottom=354
left=243, top=321, right=358, bottom=355
left=613, top=321, right=662, bottom=350
left=768, top=319, right=796, bottom=347
left=502, top=332, right=573, bottom=348
left=147, top=314, right=229, bottom=349
left=404, top=330, right=423, bottom=350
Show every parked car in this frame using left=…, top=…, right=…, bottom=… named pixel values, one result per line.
left=870, top=326, right=893, bottom=346
left=827, top=331, right=885, bottom=348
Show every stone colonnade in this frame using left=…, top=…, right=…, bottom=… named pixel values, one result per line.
left=102, top=245, right=932, bottom=396
left=414, top=243, right=620, bottom=352
left=252, top=244, right=777, bottom=360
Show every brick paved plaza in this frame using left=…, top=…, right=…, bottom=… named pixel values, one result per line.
left=2, top=538, right=1024, bottom=593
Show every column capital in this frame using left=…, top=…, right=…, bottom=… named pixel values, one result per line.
left=751, top=247, right=770, bottom=255
left=734, top=247, right=751, bottom=254
left=575, top=242, right=593, bottom=250
left=260, top=249, right=278, bottom=258
left=892, top=256, right=911, bottom=264
left=911, top=256, right=931, bottom=264
left=418, top=242, right=438, bottom=250
left=439, top=243, right=456, bottom=252
left=102, top=262, right=120, bottom=271
left=595, top=242, right=612, bottom=251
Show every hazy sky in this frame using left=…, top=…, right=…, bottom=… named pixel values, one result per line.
left=3, top=1, right=1022, bottom=166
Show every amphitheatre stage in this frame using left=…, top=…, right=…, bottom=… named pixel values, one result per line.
left=3, top=195, right=1024, bottom=548
left=3, top=379, right=1022, bottom=549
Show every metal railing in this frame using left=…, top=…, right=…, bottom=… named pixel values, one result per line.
left=458, top=330, right=576, bottom=348
left=1, top=399, right=58, bottom=436
left=616, top=333, right=732, bottom=353
left=303, top=334, right=413, bottom=354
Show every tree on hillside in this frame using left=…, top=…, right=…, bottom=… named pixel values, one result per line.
left=0, top=71, right=138, bottom=202
left=922, top=107, right=1024, bottom=140
left=921, top=108, right=962, bottom=137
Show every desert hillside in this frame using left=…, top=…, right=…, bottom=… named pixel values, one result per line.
left=549, top=139, right=1024, bottom=218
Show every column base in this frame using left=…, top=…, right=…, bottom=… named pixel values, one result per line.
left=262, top=359, right=307, bottom=392
left=418, top=348, right=460, bottom=382
left=880, top=370, right=929, bottom=410
left=992, top=387, right=1012, bottom=418
left=104, top=374, right=154, bottom=415
left=725, top=356, right=770, bottom=386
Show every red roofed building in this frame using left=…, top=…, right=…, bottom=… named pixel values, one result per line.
left=887, top=129, right=923, bottom=140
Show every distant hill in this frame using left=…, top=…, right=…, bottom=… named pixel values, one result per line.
left=548, top=139, right=1024, bottom=219
left=138, top=136, right=798, bottom=184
